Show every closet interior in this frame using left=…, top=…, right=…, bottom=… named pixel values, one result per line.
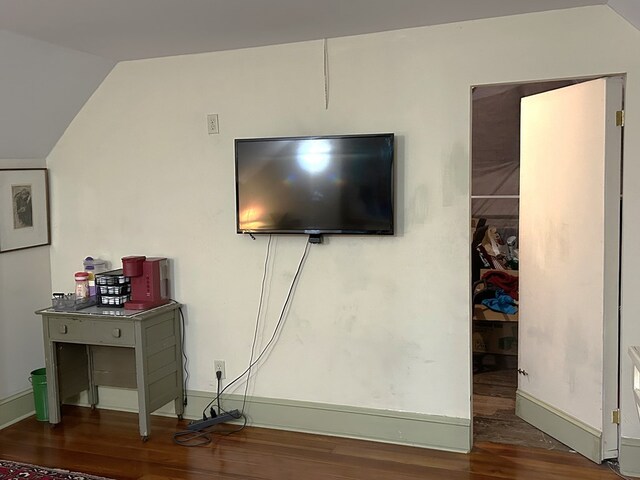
left=471, top=79, right=579, bottom=449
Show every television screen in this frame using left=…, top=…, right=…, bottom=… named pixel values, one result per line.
left=235, top=133, right=394, bottom=235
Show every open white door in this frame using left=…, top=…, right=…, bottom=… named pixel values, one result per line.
left=517, top=77, right=623, bottom=463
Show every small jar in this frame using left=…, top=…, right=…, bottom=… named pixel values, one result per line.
left=74, top=271, right=90, bottom=299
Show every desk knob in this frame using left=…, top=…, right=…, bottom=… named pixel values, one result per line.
left=112, top=328, right=121, bottom=338
left=59, top=324, right=67, bottom=334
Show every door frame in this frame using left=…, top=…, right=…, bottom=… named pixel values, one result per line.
left=468, top=74, right=625, bottom=462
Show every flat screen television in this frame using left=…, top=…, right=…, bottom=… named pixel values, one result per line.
left=235, top=133, right=394, bottom=236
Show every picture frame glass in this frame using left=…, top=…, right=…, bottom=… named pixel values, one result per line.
left=0, top=169, right=50, bottom=252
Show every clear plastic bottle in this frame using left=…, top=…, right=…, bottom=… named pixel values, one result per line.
left=83, top=257, right=107, bottom=297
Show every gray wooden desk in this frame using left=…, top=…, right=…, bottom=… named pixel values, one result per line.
left=36, top=301, right=184, bottom=441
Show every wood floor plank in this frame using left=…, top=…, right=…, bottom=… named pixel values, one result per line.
left=0, top=406, right=622, bottom=480
left=473, top=394, right=515, bottom=417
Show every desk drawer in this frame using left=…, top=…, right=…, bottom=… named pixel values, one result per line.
left=48, top=317, right=135, bottom=346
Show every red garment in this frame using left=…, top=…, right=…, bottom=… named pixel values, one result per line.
left=481, top=270, right=519, bottom=301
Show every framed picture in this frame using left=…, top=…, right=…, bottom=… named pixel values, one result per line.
left=0, top=169, right=50, bottom=253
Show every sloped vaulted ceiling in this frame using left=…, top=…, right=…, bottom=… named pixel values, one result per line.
left=0, top=0, right=638, bottom=160
left=0, top=29, right=114, bottom=159
left=609, top=0, right=640, bottom=30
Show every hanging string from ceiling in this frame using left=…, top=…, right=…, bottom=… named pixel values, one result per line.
left=323, top=38, right=329, bottom=110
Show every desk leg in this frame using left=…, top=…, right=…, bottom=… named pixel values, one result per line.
left=43, top=339, right=61, bottom=425
left=174, top=312, right=185, bottom=420
left=134, top=327, right=150, bottom=441
left=174, top=392, right=184, bottom=420
left=86, top=345, right=99, bottom=409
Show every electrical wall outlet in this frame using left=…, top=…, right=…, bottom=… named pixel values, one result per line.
left=214, top=360, right=226, bottom=380
left=207, top=114, right=219, bottom=134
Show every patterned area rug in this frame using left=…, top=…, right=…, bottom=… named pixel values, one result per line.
left=0, top=460, right=112, bottom=479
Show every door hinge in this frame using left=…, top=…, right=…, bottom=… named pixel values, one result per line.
left=616, top=110, right=625, bottom=127
left=612, top=409, right=621, bottom=424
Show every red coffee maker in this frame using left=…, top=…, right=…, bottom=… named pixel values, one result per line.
left=122, top=256, right=170, bottom=310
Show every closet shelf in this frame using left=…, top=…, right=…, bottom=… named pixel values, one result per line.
left=473, top=305, right=518, bottom=322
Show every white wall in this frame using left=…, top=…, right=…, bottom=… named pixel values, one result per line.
left=0, top=159, right=52, bottom=399
left=46, top=5, right=640, bottom=437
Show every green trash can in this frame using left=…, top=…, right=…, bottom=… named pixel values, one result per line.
left=29, top=368, right=49, bottom=422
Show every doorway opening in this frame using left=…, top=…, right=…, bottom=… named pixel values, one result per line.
left=470, top=78, right=590, bottom=450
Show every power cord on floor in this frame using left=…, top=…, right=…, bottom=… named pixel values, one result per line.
left=172, top=428, right=214, bottom=447
left=173, top=373, right=247, bottom=447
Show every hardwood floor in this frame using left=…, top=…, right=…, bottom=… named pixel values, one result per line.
left=0, top=406, right=623, bottom=479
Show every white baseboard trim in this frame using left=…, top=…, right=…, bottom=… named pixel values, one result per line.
left=69, top=387, right=471, bottom=453
left=516, top=390, right=603, bottom=463
left=620, top=437, right=640, bottom=477
left=0, top=389, right=35, bottom=430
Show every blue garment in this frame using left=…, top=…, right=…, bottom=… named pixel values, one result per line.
left=482, top=293, right=518, bottom=315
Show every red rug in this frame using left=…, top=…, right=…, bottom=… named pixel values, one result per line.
left=0, top=460, right=112, bottom=479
